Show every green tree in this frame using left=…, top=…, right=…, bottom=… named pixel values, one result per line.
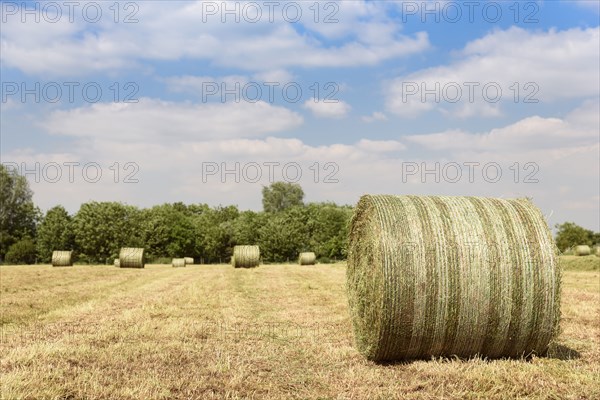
left=306, top=203, right=353, bottom=260
left=36, top=206, right=74, bottom=262
left=5, top=236, right=37, bottom=264
left=0, top=164, right=40, bottom=261
left=262, top=182, right=304, bottom=213
left=231, top=210, right=263, bottom=246
left=555, top=222, right=594, bottom=252
left=193, top=205, right=239, bottom=263
left=141, top=203, right=196, bottom=260
left=72, top=202, right=143, bottom=263
left=258, top=206, right=311, bottom=262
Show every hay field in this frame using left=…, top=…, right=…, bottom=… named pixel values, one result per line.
left=1, top=258, right=598, bottom=399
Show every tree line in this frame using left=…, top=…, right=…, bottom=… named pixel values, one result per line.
left=1, top=164, right=598, bottom=264
left=0, top=165, right=352, bottom=264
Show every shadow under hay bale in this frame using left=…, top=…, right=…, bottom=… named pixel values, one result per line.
left=347, top=194, right=561, bottom=362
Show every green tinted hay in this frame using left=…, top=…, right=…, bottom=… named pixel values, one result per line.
left=172, top=258, right=186, bottom=268
left=119, top=247, right=145, bottom=268
left=51, top=251, right=72, bottom=267
left=574, top=245, right=591, bottom=256
left=232, top=245, right=260, bottom=268
left=346, top=195, right=561, bottom=361
left=299, top=252, right=316, bottom=265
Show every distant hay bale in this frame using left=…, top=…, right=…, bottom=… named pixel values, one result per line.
left=114, top=258, right=120, bottom=268
left=298, top=252, right=316, bottom=265
left=232, top=245, right=260, bottom=268
left=52, top=251, right=72, bottom=267
left=574, top=245, right=591, bottom=256
left=596, top=247, right=600, bottom=257
left=231, top=256, right=235, bottom=266
left=347, top=195, right=561, bottom=361
left=172, top=258, right=186, bottom=268
left=184, top=257, right=194, bottom=265
left=119, top=247, right=145, bottom=268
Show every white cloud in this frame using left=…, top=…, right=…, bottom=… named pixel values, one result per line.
left=361, top=111, right=388, bottom=123
left=386, top=26, right=600, bottom=117
left=1, top=1, right=430, bottom=77
left=303, top=99, right=351, bottom=119
left=41, top=98, right=304, bottom=142
left=357, top=139, right=405, bottom=152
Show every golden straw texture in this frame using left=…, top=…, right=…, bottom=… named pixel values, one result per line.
left=232, top=246, right=260, bottom=268
left=119, top=248, right=145, bottom=268
left=51, top=251, right=72, bottom=267
left=299, top=252, right=317, bottom=265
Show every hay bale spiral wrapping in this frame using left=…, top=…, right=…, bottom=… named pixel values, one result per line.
left=52, top=251, right=73, bottom=267
left=574, top=245, right=591, bottom=256
left=172, top=258, right=186, bottom=268
left=232, top=245, right=260, bottom=268
left=114, top=258, right=120, bottom=268
left=119, top=247, right=145, bottom=268
left=347, top=195, right=561, bottom=361
left=184, top=257, right=194, bottom=265
left=299, top=252, right=317, bottom=265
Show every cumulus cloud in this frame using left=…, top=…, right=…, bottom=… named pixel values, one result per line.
left=386, top=26, right=600, bottom=117
left=303, top=99, right=351, bottom=119
left=1, top=1, right=430, bottom=77
left=41, top=98, right=304, bottom=142
left=361, top=111, right=388, bottom=123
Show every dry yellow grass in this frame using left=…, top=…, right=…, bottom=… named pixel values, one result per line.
left=1, top=260, right=598, bottom=399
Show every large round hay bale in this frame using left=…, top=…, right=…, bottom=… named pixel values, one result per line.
left=299, top=252, right=316, bottom=265
left=172, top=258, right=186, bottom=268
left=184, top=257, right=194, bottom=265
left=114, top=258, right=120, bottom=268
left=119, top=247, right=145, bottom=268
left=232, top=245, right=260, bottom=268
left=52, top=251, right=73, bottom=267
left=347, top=195, right=561, bottom=361
left=574, top=245, right=591, bottom=256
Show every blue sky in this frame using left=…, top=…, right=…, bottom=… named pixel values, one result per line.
left=1, top=0, right=599, bottom=230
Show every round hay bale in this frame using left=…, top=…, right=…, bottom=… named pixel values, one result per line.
left=114, top=258, right=120, bottom=268
left=347, top=195, right=561, bottom=361
left=119, top=247, right=145, bottom=268
left=232, top=245, right=260, bottom=268
left=172, top=258, right=186, bottom=268
left=596, top=247, right=600, bottom=257
left=184, top=257, right=194, bottom=265
left=574, top=245, right=591, bottom=256
left=299, top=252, right=316, bottom=265
left=52, top=250, right=73, bottom=267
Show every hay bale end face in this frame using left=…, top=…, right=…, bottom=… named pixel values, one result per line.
left=119, top=247, right=145, bottom=268
left=184, top=257, right=194, bottom=265
left=347, top=194, right=561, bottom=361
left=172, top=258, right=186, bottom=268
left=52, top=251, right=73, bottom=267
left=114, top=258, right=120, bottom=268
left=232, top=245, right=260, bottom=268
left=299, top=252, right=316, bottom=265
left=574, top=245, right=591, bottom=256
